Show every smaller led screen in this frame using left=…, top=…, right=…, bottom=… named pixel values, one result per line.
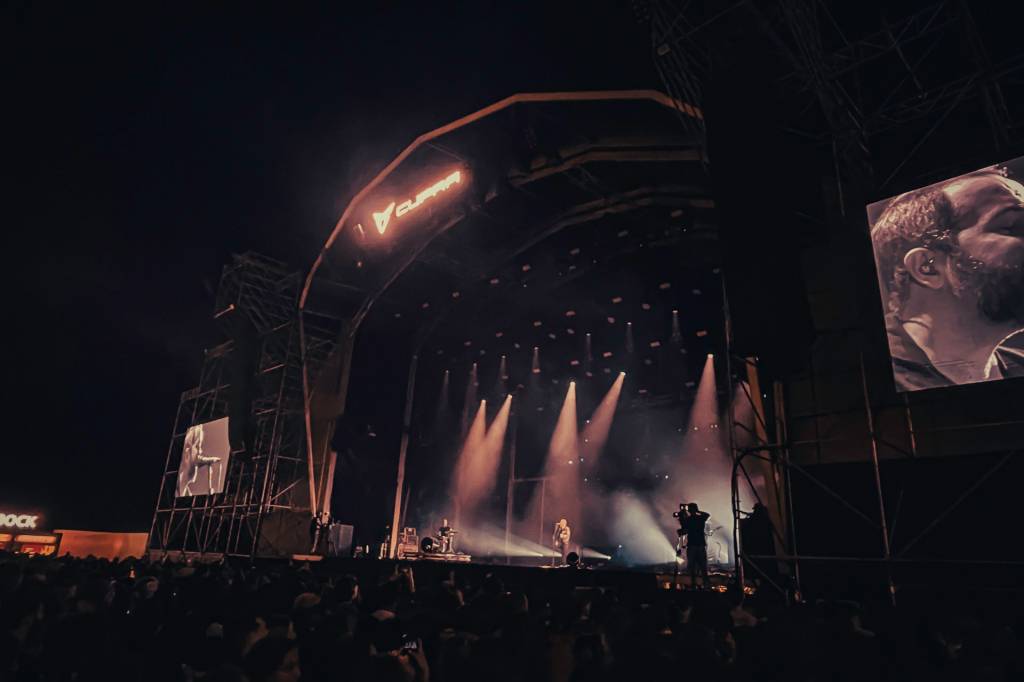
left=175, top=417, right=231, bottom=497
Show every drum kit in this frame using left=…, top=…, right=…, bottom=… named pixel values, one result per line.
left=420, top=529, right=459, bottom=555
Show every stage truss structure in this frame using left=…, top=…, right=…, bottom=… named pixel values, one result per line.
left=726, top=347, right=1024, bottom=604
left=148, top=253, right=338, bottom=559
left=643, top=0, right=1024, bottom=600
left=646, top=0, right=1023, bottom=192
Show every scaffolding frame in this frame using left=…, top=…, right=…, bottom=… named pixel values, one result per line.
left=148, top=253, right=335, bottom=559
left=647, top=0, right=1024, bottom=197
left=726, top=347, right=1024, bottom=604
left=647, top=0, right=1024, bottom=599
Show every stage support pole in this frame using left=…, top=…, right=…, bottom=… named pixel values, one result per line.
left=538, top=478, right=546, bottom=548
left=505, top=394, right=518, bottom=564
left=400, top=484, right=412, bottom=538
left=774, top=380, right=802, bottom=597
left=859, top=353, right=896, bottom=606
left=721, top=273, right=744, bottom=589
left=389, top=351, right=419, bottom=559
left=902, top=393, right=918, bottom=457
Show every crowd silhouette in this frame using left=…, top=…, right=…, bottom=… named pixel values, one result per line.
left=1, top=552, right=1021, bottom=681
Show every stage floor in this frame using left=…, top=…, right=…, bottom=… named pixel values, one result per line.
left=399, top=551, right=473, bottom=563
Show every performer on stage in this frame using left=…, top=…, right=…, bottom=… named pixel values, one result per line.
left=552, top=518, right=572, bottom=566
left=310, top=510, right=331, bottom=554
left=679, top=503, right=711, bottom=589
left=438, top=518, right=455, bottom=553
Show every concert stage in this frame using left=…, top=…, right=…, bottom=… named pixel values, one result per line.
left=148, top=89, right=767, bottom=585
left=295, top=90, right=761, bottom=579
left=145, top=4, right=1024, bottom=602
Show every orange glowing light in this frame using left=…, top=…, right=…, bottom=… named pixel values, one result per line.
left=372, top=202, right=396, bottom=234
left=370, top=169, right=462, bottom=235
left=0, top=514, right=39, bottom=529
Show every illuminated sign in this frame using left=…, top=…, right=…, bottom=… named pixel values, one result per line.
left=366, top=170, right=463, bottom=235
left=0, top=514, right=39, bottom=529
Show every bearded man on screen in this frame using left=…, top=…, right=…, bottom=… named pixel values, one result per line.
left=871, top=167, right=1024, bottom=390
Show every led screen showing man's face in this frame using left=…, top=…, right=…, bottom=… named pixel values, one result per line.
left=867, top=156, right=1024, bottom=392
left=175, top=417, right=231, bottom=497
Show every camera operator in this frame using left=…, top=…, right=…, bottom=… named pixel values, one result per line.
left=675, top=502, right=711, bottom=589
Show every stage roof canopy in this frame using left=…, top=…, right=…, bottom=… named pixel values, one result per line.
left=302, top=91, right=724, bottom=387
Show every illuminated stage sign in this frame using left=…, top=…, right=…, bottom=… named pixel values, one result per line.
left=368, top=170, right=463, bottom=235
left=0, top=513, right=39, bottom=529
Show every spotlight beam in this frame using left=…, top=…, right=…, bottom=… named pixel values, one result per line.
left=580, top=371, right=625, bottom=469
left=654, top=353, right=736, bottom=566
left=455, top=396, right=512, bottom=521
left=454, top=400, right=487, bottom=527
left=535, top=382, right=581, bottom=546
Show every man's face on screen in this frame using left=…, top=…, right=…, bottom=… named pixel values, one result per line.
left=948, top=176, right=1024, bottom=324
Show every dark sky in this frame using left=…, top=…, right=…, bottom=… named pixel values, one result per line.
left=8, top=2, right=658, bottom=531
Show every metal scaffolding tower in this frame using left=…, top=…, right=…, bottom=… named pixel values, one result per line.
left=148, top=253, right=336, bottom=559
left=644, top=0, right=1024, bottom=598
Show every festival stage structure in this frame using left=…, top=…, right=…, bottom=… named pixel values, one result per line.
left=147, top=4, right=1023, bottom=603
left=148, top=91, right=777, bottom=565
left=293, top=72, right=1023, bottom=597
left=296, top=89, right=777, bottom=570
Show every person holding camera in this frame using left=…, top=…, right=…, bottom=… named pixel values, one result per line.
left=675, top=502, right=711, bottom=589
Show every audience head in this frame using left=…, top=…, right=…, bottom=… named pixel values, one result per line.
left=244, top=636, right=301, bottom=682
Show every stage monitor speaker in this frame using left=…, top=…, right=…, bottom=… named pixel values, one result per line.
left=327, top=523, right=354, bottom=557
left=257, top=509, right=312, bottom=557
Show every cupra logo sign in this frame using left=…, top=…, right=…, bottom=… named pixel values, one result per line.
left=368, top=170, right=462, bottom=236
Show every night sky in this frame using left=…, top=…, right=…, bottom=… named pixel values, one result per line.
left=8, top=2, right=658, bottom=531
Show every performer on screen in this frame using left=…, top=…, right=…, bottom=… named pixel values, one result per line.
left=438, top=518, right=455, bottom=553
left=869, top=165, right=1024, bottom=390
left=552, top=518, right=571, bottom=566
left=178, top=424, right=222, bottom=496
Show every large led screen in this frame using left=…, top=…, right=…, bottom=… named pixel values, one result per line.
left=175, top=417, right=231, bottom=497
left=867, top=156, right=1023, bottom=391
